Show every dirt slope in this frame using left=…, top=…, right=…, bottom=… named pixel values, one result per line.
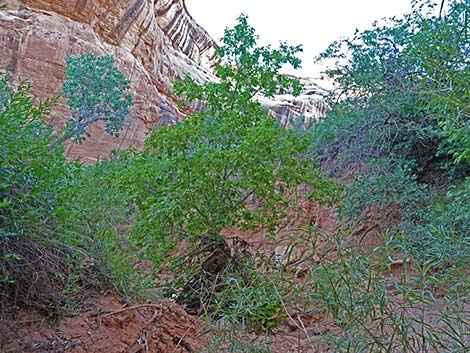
left=1, top=291, right=206, bottom=353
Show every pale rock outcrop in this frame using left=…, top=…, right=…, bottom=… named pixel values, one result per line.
left=258, top=76, right=330, bottom=127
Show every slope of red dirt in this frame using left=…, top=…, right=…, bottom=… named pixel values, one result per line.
left=1, top=291, right=206, bottom=353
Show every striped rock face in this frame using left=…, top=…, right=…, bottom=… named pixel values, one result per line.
left=155, top=0, right=216, bottom=69
left=257, top=76, right=331, bottom=127
left=0, top=0, right=328, bottom=162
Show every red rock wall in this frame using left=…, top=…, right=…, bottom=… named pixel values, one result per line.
left=0, top=0, right=216, bottom=162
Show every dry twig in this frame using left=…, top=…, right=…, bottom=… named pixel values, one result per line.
left=100, top=303, right=165, bottom=319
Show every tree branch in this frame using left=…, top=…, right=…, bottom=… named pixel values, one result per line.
left=439, top=0, right=446, bottom=18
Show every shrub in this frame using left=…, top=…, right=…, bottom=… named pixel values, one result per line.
left=0, top=72, right=142, bottom=311
left=313, top=0, right=469, bottom=176
left=107, top=15, right=340, bottom=323
left=52, top=156, right=151, bottom=299
left=0, top=235, right=99, bottom=316
left=413, top=1, right=470, bottom=164
left=401, top=178, right=470, bottom=270
left=340, top=158, right=424, bottom=219
left=309, top=232, right=470, bottom=352
left=0, top=73, right=65, bottom=238
left=214, top=270, right=283, bottom=331
left=123, top=15, right=339, bottom=264
left=0, top=73, right=92, bottom=314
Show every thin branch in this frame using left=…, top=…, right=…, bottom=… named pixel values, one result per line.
left=171, top=315, right=203, bottom=353
left=99, top=304, right=164, bottom=319
left=228, top=188, right=256, bottom=213
left=192, top=201, right=218, bottom=232
left=248, top=86, right=262, bottom=101
left=142, top=306, right=162, bottom=329
left=439, top=0, right=446, bottom=18
left=215, top=166, right=230, bottom=223
left=273, top=281, right=317, bottom=353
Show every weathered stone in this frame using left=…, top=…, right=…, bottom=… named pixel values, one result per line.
left=258, top=76, right=330, bottom=127
left=155, top=0, right=216, bottom=70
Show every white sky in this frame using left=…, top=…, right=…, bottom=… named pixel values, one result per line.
left=186, top=0, right=412, bottom=77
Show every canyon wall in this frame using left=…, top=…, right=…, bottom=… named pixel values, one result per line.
left=0, top=0, right=327, bottom=162
left=0, top=0, right=216, bottom=162
left=259, top=76, right=331, bottom=127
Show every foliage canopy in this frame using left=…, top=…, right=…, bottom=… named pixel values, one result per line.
left=62, top=53, right=133, bottom=143
left=0, top=73, right=65, bottom=238
left=125, top=15, right=337, bottom=255
left=315, top=0, right=470, bottom=167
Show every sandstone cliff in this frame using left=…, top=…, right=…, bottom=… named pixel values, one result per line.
left=258, top=76, right=330, bottom=127
left=0, top=0, right=327, bottom=161
left=0, top=0, right=216, bottom=162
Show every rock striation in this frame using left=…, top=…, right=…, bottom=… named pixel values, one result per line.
left=155, top=0, right=216, bottom=69
left=0, top=0, right=328, bottom=162
left=258, top=76, right=330, bottom=127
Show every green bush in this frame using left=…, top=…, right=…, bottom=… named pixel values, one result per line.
left=301, top=4, right=470, bottom=348
left=340, top=158, right=424, bottom=218
left=0, top=73, right=65, bottom=238
left=0, top=71, right=143, bottom=309
left=214, top=271, right=283, bottom=331
left=413, top=1, right=470, bottom=164
left=307, top=96, right=438, bottom=177
left=400, top=178, right=470, bottom=270
left=0, top=73, right=91, bottom=314
left=313, top=0, right=469, bottom=176
left=121, top=15, right=339, bottom=265
left=309, top=231, right=470, bottom=352
left=53, top=158, right=149, bottom=298
left=99, top=16, right=341, bottom=327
